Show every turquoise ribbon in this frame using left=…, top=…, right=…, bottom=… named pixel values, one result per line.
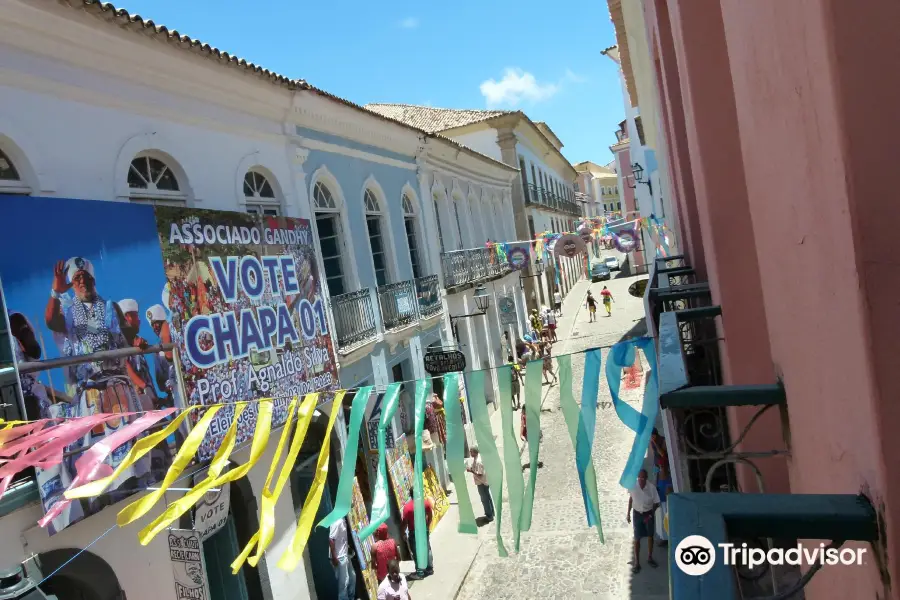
left=359, top=383, right=401, bottom=540
left=411, top=377, right=431, bottom=570
left=575, top=349, right=601, bottom=527
left=498, top=366, right=525, bottom=551
left=559, top=356, right=602, bottom=538
left=520, top=358, right=542, bottom=532
left=443, top=373, right=478, bottom=534
left=465, top=370, right=507, bottom=556
left=604, top=337, right=660, bottom=488
left=318, top=387, right=373, bottom=529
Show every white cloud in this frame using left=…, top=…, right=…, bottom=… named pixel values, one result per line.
left=480, top=69, right=559, bottom=108
left=399, top=17, right=419, bottom=29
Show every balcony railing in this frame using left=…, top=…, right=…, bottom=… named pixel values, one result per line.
left=331, top=288, right=379, bottom=351
left=525, top=184, right=581, bottom=216
left=415, top=274, right=442, bottom=319
left=649, top=255, right=880, bottom=600
left=377, top=280, right=419, bottom=332
left=440, top=247, right=511, bottom=290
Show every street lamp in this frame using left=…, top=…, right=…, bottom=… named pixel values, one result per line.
left=629, top=162, right=653, bottom=196
left=518, top=258, right=545, bottom=290
left=450, top=284, right=490, bottom=340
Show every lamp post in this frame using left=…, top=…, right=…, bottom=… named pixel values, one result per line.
left=450, top=284, right=490, bottom=341
left=629, top=162, right=653, bottom=196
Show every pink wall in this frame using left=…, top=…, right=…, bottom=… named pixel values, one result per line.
left=646, top=0, right=900, bottom=597
left=647, top=0, right=706, bottom=280
left=718, top=0, right=898, bottom=597
left=663, top=0, right=786, bottom=495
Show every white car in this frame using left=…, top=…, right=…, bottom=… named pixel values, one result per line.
left=604, top=255, right=620, bottom=271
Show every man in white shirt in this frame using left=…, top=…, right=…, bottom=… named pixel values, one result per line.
left=627, top=469, right=660, bottom=573
left=329, top=519, right=356, bottom=600
left=553, top=290, right=563, bottom=316
left=466, top=446, right=494, bottom=522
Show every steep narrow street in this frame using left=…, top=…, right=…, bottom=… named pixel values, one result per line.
left=409, top=264, right=669, bottom=600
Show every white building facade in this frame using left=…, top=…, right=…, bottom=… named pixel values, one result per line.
left=0, top=2, right=525, bottom=600
left=365, top=105, right=584, bottom=311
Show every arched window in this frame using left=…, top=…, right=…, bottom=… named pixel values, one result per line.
left=0, top=148, right=29, bottom=195
left=364, top=189, right=390, bottom=286
left=244, top=169, right=279, bottom=216
left=402, top=193, right=422, bottom=279
left=313, top=181, right=347, bottom=296
left=452, top=196, right=465, bottom=249
left=128, top=154, right=186, bottom=205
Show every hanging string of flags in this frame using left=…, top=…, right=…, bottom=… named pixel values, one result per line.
left=0, top=338, right=658, bottom=571
left=482, top=213, right=676, bottom=274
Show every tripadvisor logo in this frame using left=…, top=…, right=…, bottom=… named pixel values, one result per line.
left=675, top=535, right=867, bottom=576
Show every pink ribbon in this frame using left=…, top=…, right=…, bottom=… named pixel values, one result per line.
left=38, top=409, right=176, bottom=527
left=0, top=414, right=123, bottom=498
left=0, top=421, right=54, bottom=455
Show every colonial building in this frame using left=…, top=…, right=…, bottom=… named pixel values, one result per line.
left=608, top=0, right=900, bottom=599
left=365, top=104, right=583, bottom=309
left=0, top=2, right=523, bottom=600
left=574, top=160, right=620, bottom=218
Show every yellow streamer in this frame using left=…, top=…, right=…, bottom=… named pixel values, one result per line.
left=277, top=392, right=343, bottom=571
left=231, top=393, right=320, bottom=572
left=67, top=409, right=196, bottom=500
left=117, top=406, right=222, bottom=527
left=138, top=401, right=273, bottom=545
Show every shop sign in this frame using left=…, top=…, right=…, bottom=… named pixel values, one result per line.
left=498, top=296, right=517, bottom=326
left=168, top=529, right=209, bottom=600
left=423, top=350, right=467, bottom=375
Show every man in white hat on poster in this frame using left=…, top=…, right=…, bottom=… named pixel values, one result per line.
left=146, top=302, right=179, bottom=408
left=117, top=298, right=157, bottom=411
left=44, top=256, right=147, bottom=515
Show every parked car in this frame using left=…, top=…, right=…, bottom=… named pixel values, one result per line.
left=604, top=255, right=620, bottom=271
left=590, top=262, right=611, bottom=282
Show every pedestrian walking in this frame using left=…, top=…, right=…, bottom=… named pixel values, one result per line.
left=553, top=290, right=563, bottom=316
left=501, top=330, right=511, bottom=363
left=530, top=309, right=542, bottom=340
left=371, top=523, right=400, bottom=583
left=402, top=497, right=434, bottom=577
left=541, top=342, right=557, bottom=385
left=601, top=285, right=615, bottom=316
left=377, top=560, right=412, bottom=600
left=627, top=469, right=661, bottom=574
left=650, top=428, right=668, bottom=477
left=466, top=446, right=494, bottom=522
left=329, top=519, right=356, bottom=600
left=586, top=291, right=598, bottom=322
left=546, top=308, right=558, bottom=342
left=540, top=307, right=552, bottom=343
left=509, top=358, right=522, bottom=410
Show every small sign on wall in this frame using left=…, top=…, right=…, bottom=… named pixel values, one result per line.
left=168, top=529, right=209, bottom=600
left=193, top=468, right=231, bottom=542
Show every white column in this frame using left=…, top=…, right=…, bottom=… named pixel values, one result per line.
left=286, top=145, right=310, bottom=218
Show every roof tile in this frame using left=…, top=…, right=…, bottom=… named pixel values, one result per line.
left=364, top=104, right=514, bottom=133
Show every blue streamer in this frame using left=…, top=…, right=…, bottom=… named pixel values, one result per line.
left=574, top=349, right=601, bottom=527
left=604, top=337, right=660, bottom=489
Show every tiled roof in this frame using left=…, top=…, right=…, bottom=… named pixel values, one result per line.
left=68, top=0, right=303, bottom=87
left=364, top=104, right=514, bottom=133
left=365, top=104, right=577, bottom=177
left=53, top=1, right=517, bottom=173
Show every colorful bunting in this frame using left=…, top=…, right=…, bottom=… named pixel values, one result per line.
left=442, top=373, right=477, bottom=534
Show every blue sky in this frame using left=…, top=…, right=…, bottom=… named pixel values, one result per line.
left=118, top=0, right=624, bottom=164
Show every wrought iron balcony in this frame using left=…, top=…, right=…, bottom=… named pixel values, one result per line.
left=440, top=246, right=510, bottom=291
left=377, top=280, right=419, bottom=332
left=330, top=288, right=379, bottom=351
left=648, top=256, right=880, bottom=600
left=415, top=274, right=443, bottom=319
left=525, top=184, right=581, bottom=216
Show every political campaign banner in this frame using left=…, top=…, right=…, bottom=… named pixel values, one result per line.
left=0, top=196, right=339, bottom=534
left=154, top=207, right=338, bottom=461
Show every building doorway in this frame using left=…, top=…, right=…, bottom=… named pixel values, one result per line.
left=37, top=549, right=123, bottom=600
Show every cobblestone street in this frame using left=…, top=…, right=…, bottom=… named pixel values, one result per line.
left=453, top=269, right=670, bottom=600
